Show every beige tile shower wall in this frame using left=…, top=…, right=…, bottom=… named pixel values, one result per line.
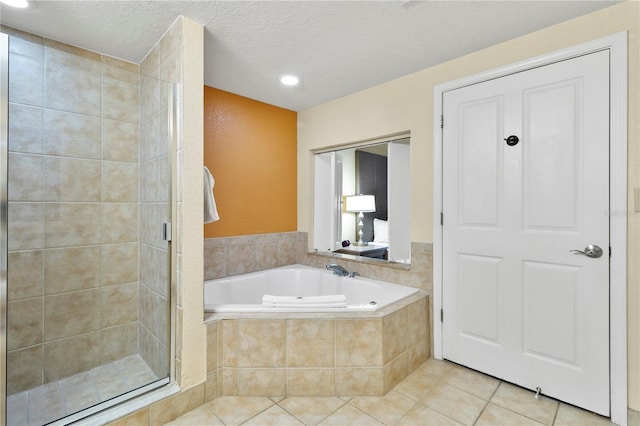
left=138, top=17, right=181, bottom=380
left=107, top=18, right=206, bottom=423
left=5, top=28, right=140, bottom=394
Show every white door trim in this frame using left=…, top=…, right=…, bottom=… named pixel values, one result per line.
left=433, top=32, right=628, bottom=425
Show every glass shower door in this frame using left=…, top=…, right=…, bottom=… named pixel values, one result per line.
left=2, top=29, right=172, bottom=425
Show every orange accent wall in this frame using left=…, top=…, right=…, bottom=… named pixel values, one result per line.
left=204, top=86, right=297, bottom=237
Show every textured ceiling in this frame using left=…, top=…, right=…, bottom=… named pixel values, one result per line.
left=0, top=0, right=619, bottom=111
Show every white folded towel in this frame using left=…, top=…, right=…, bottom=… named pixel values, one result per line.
left=262, top=294, right=346, bottom=304
left=204, top=166, right=219, bottom=224
left=262, top=294, right=347, bottom=308
left=262, top=302, right=347, bottom=308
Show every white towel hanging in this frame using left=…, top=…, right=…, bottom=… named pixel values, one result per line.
left=204, top=166, right=219, bottom=223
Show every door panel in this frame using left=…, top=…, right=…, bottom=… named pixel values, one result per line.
left=522, top=261, right=581, bottom=365
left=524, top=81, right=580, bottom=230
left=458, top=254, right=502, bottom=344
left=442, top=50, right=610, bottom=415
left=459, top=98, right=503, bottom=227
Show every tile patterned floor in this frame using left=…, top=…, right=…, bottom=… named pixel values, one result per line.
left=168, top=359, right=634, bottom=426
left=7, top=354, right=158, bottom=426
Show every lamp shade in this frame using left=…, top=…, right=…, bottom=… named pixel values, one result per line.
left=345, top=194, right=376, bottom=213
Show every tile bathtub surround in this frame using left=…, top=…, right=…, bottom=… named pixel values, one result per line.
left=203, top=232, right=431, bottom=399
left=204, top=232, right=433, bottom=294
left=204, top=232, right=300, bottom=280
left=298, top=233, right=433, bottom=293
left=298, top=232, right=435, bottom=355
left=205, top=295, right=429, bottom=398
left=5, top=28, right=141, bottom=394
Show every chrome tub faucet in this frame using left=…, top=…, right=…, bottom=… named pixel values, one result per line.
left=325, top=263, right=349, bottom=276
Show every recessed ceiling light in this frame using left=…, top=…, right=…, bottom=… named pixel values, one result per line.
left=1, top=0, right=29, bottom=8
left=280, top=75, right=299, bottom=86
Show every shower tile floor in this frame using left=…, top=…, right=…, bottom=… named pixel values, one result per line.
left=7, top=354, right=158, bottom=426
left=167, top=359, right=631, bottom=426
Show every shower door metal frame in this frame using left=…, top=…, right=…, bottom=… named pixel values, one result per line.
left=0, top=31, right=9, bottom=426
left=168, top=82, right=177, bottom=389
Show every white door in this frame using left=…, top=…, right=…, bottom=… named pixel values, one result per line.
left=442, top=50, right=610, bottom=415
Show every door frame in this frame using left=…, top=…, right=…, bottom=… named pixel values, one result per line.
left=433, top=32, right=628, bottom=425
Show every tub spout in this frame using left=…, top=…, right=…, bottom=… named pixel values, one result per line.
left=325, top=263, right=349, bottom=276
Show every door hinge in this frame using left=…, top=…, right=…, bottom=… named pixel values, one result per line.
left=440, top=212, right=444, bottom=226
left=440, top=309, right=444, bottom=323
left=609, top=246, right=612, bottom=257
left=440, top=115, right=444, bottom=129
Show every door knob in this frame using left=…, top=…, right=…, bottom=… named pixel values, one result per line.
left=504, top=135, right=520, bottom=146
left=570, top=245, right=603, bottom=258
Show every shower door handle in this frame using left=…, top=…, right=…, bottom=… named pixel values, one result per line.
left=570, top=244, right=603, bottom=258
left=163, top=223, right=172, bottom=242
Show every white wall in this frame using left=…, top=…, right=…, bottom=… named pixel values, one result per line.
left=387, top=141, right=411, bottom=262
left=297, top=1, right=640, bottom=409
left=340, top=150, right=356, bottom=242
left=176, top=17, right=205, bottom=389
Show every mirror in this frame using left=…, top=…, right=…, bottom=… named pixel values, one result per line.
left=313, top=137, right=411, bottom=263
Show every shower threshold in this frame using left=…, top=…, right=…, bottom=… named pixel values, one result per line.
left=7, top=354, right=160, bottom=426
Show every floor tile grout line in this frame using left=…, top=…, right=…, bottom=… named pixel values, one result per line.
left=442, top=364, right=561, bottom=426
left=321, top=398, right=350, bottom=425
left=470, top=399, right=492, bottom=425
left=237, top=398, right=277, bottom=425
left=275, top=397, right=348, bottom=426
left=201, top=402, right=226, bottom=425
left=550, top=400, right=560, bottom=425
left=471, top=379, right=501, bottom=426
left=268, top=402, right=306, bottom=426
left=275, top=399, right=309, bottom=425
left=345, top=399, right=384, bottom=425
left=384, top=397, right=420, bottom=426
left=415, top=362, right=492, bottom=426
left=487, top=383, right=558, bottom=426
left=344, top=400, right=385, bottom=424
left=440, top=366, right=502, bottom=401
left=415, top=396, right=470, bottom=426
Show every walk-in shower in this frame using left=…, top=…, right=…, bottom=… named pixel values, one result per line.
left=0, top=26, right=174, bottom=425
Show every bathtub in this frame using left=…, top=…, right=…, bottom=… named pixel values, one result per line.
left=204, top=264, right=429, bottom=396
left=204, top=264, right=419, bottom=313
